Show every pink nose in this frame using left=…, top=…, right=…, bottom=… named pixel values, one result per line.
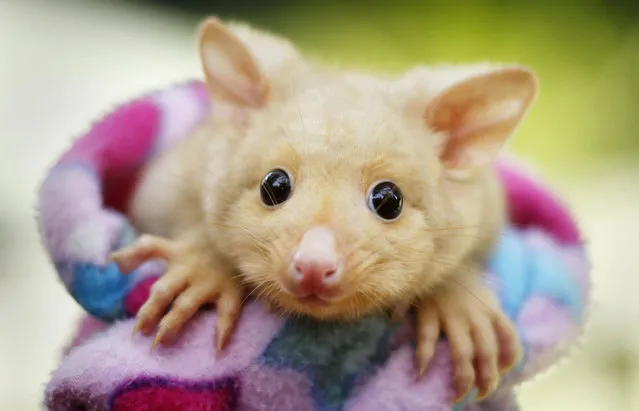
left=290, top=257, right=341, bottom=294
left=288, top=226, right=342, bottom=296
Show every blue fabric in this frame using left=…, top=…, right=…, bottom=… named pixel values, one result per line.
left=68, top=261, right=132, bottom=320
left=488, top=227, right=582, bottom=321
left=62, top=216, right=143, bottom=321
left=259, top=315, right=401, bottom=411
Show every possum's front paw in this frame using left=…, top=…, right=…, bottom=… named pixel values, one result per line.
left=414, top=278, right=520, bottom=403
left=109, top=234, right=244, bottom=354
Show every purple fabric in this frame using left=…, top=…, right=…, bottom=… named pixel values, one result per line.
left=40, top=81, right=590, bottom=411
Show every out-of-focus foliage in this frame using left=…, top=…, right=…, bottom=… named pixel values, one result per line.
left=144, top=0, right=639, bottom=173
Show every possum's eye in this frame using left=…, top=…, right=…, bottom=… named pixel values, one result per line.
left=367, top=180, right=403, bottom=221
left=260, top=168, right=293, bottom=207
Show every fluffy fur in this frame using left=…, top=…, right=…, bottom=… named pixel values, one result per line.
left=39, top=79, right=588, bottom=410
left=128, top=20, right=536, bottom=324
left=117, top=20, right=538, bottom=399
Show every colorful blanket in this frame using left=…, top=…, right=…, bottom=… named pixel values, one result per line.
left=39, top=81, right=590, bottom=411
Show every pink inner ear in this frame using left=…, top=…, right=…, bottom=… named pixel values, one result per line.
left=426, top=84, right=500, bottom=168
left=433, top=100, right=524, bottom=169
left=426, top=98, right=467, bottom=168
left=200, top=19, right=269, bottom=108
left=425, top=68, right=536, bottom=169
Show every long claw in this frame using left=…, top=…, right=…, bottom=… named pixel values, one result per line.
left=131, top=321, right=142, bottom=339
left=116, top=233, right=247, bottom=358
left=476, top=377, right=499, bottom=401
left=496, top=320, right=521, bottom=372
left=150, top=333, right=161, bottom=353
left=214, top=311, right=236, bottom=356
left=415, top=306, right=440, bottom=379
left=214, top=286, right=242, bottom=356
left=215, top=325, right=227, bottom=356
left=416, top=343, right=436, bottom=378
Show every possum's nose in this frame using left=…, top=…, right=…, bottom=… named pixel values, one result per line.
left=289, top=226, right=343, bottom=295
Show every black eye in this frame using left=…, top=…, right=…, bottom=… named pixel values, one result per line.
left=367, top=180, right=403, bottom=221
left=260, top=168, right=293, bottom=207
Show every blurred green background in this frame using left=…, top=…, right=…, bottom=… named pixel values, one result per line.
left=152, top=0, right=639, bottom=175
left=0, top=0, right=637, bottom=410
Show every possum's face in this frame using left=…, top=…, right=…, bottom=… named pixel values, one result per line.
left=214, top=79, right=444, bottom=319
left=197, top=17, right=538, bottom=319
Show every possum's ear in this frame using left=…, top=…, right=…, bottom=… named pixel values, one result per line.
left=424, top=67, right=537, bottom=172
left=198, top=17, right=269, bottom=108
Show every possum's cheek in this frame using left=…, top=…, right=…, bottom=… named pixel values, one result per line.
left=218, top=188, right=296, bottom=267
left=212, top=191, right=259, bottom=254
left=373, top=217, right=436, bottom=297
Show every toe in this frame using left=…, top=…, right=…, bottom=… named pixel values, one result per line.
left=110, top=235, right=175, bottom=273
left=154, top=286, right=215, bottom=345
left=442, top=318, right=475, bottom=402
left=471, top=316, right=499, bottom=400
left=214, top=286, right=243, bottom=354
left=135, top=235, right=176, bottom=260
left=453, top=358, right=475, bottom=403
left=137, top=273, right=188, bottom=333
left=109, top=246, right=143, bottom=274
left=415, top=307, right=440, bottom=377
left=135, top=303, right=159, bottom=336
left=492, top=313, right=520, bottom=372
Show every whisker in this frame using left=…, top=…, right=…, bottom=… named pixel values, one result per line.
left=209, top=219, right=289, bottom=264
left=341, top=189, right=398, bottom=259
left=425, top=257, right=500, bottom=287
left=448, top=278, right=493, bottom=311
left=219, top=222, right=271, bottom=249
left=347, top=249, right=384, bottom=279
left=360, top=288, right=387, bottom=314
left=296, top=99, right=307, bottom=133
left=426, top=225, right=483, bottom=232
left=239, top=278, right=264, bottom=306
left=342, top=229, right=385, bottom=262
left=252, top=279, right=278, bottom=304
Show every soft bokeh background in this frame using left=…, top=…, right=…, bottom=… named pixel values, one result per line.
left=0, top=0, right=637, bottom=409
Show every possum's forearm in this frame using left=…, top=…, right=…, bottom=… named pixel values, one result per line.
left=128, top=133, right=209, bottom=239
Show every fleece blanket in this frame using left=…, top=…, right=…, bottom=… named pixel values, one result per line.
left=39, top=80, right=590, bottom=411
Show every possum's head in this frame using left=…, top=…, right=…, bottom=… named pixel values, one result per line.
left=197, top=17, right=538, bottom=320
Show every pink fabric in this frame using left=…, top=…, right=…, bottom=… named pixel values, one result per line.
left=40, top=80, right=588, bottom=411
left=49, top=301, right=282, bottom=401
left=60, top=99, right=160, bottom=172
left=110, top=378, right=236, bottom=411
left=497, top=162, right=581, bottom=245
left=47, top=303, right=454, bottom=411
left=123, top=276, right=160, bottom=315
